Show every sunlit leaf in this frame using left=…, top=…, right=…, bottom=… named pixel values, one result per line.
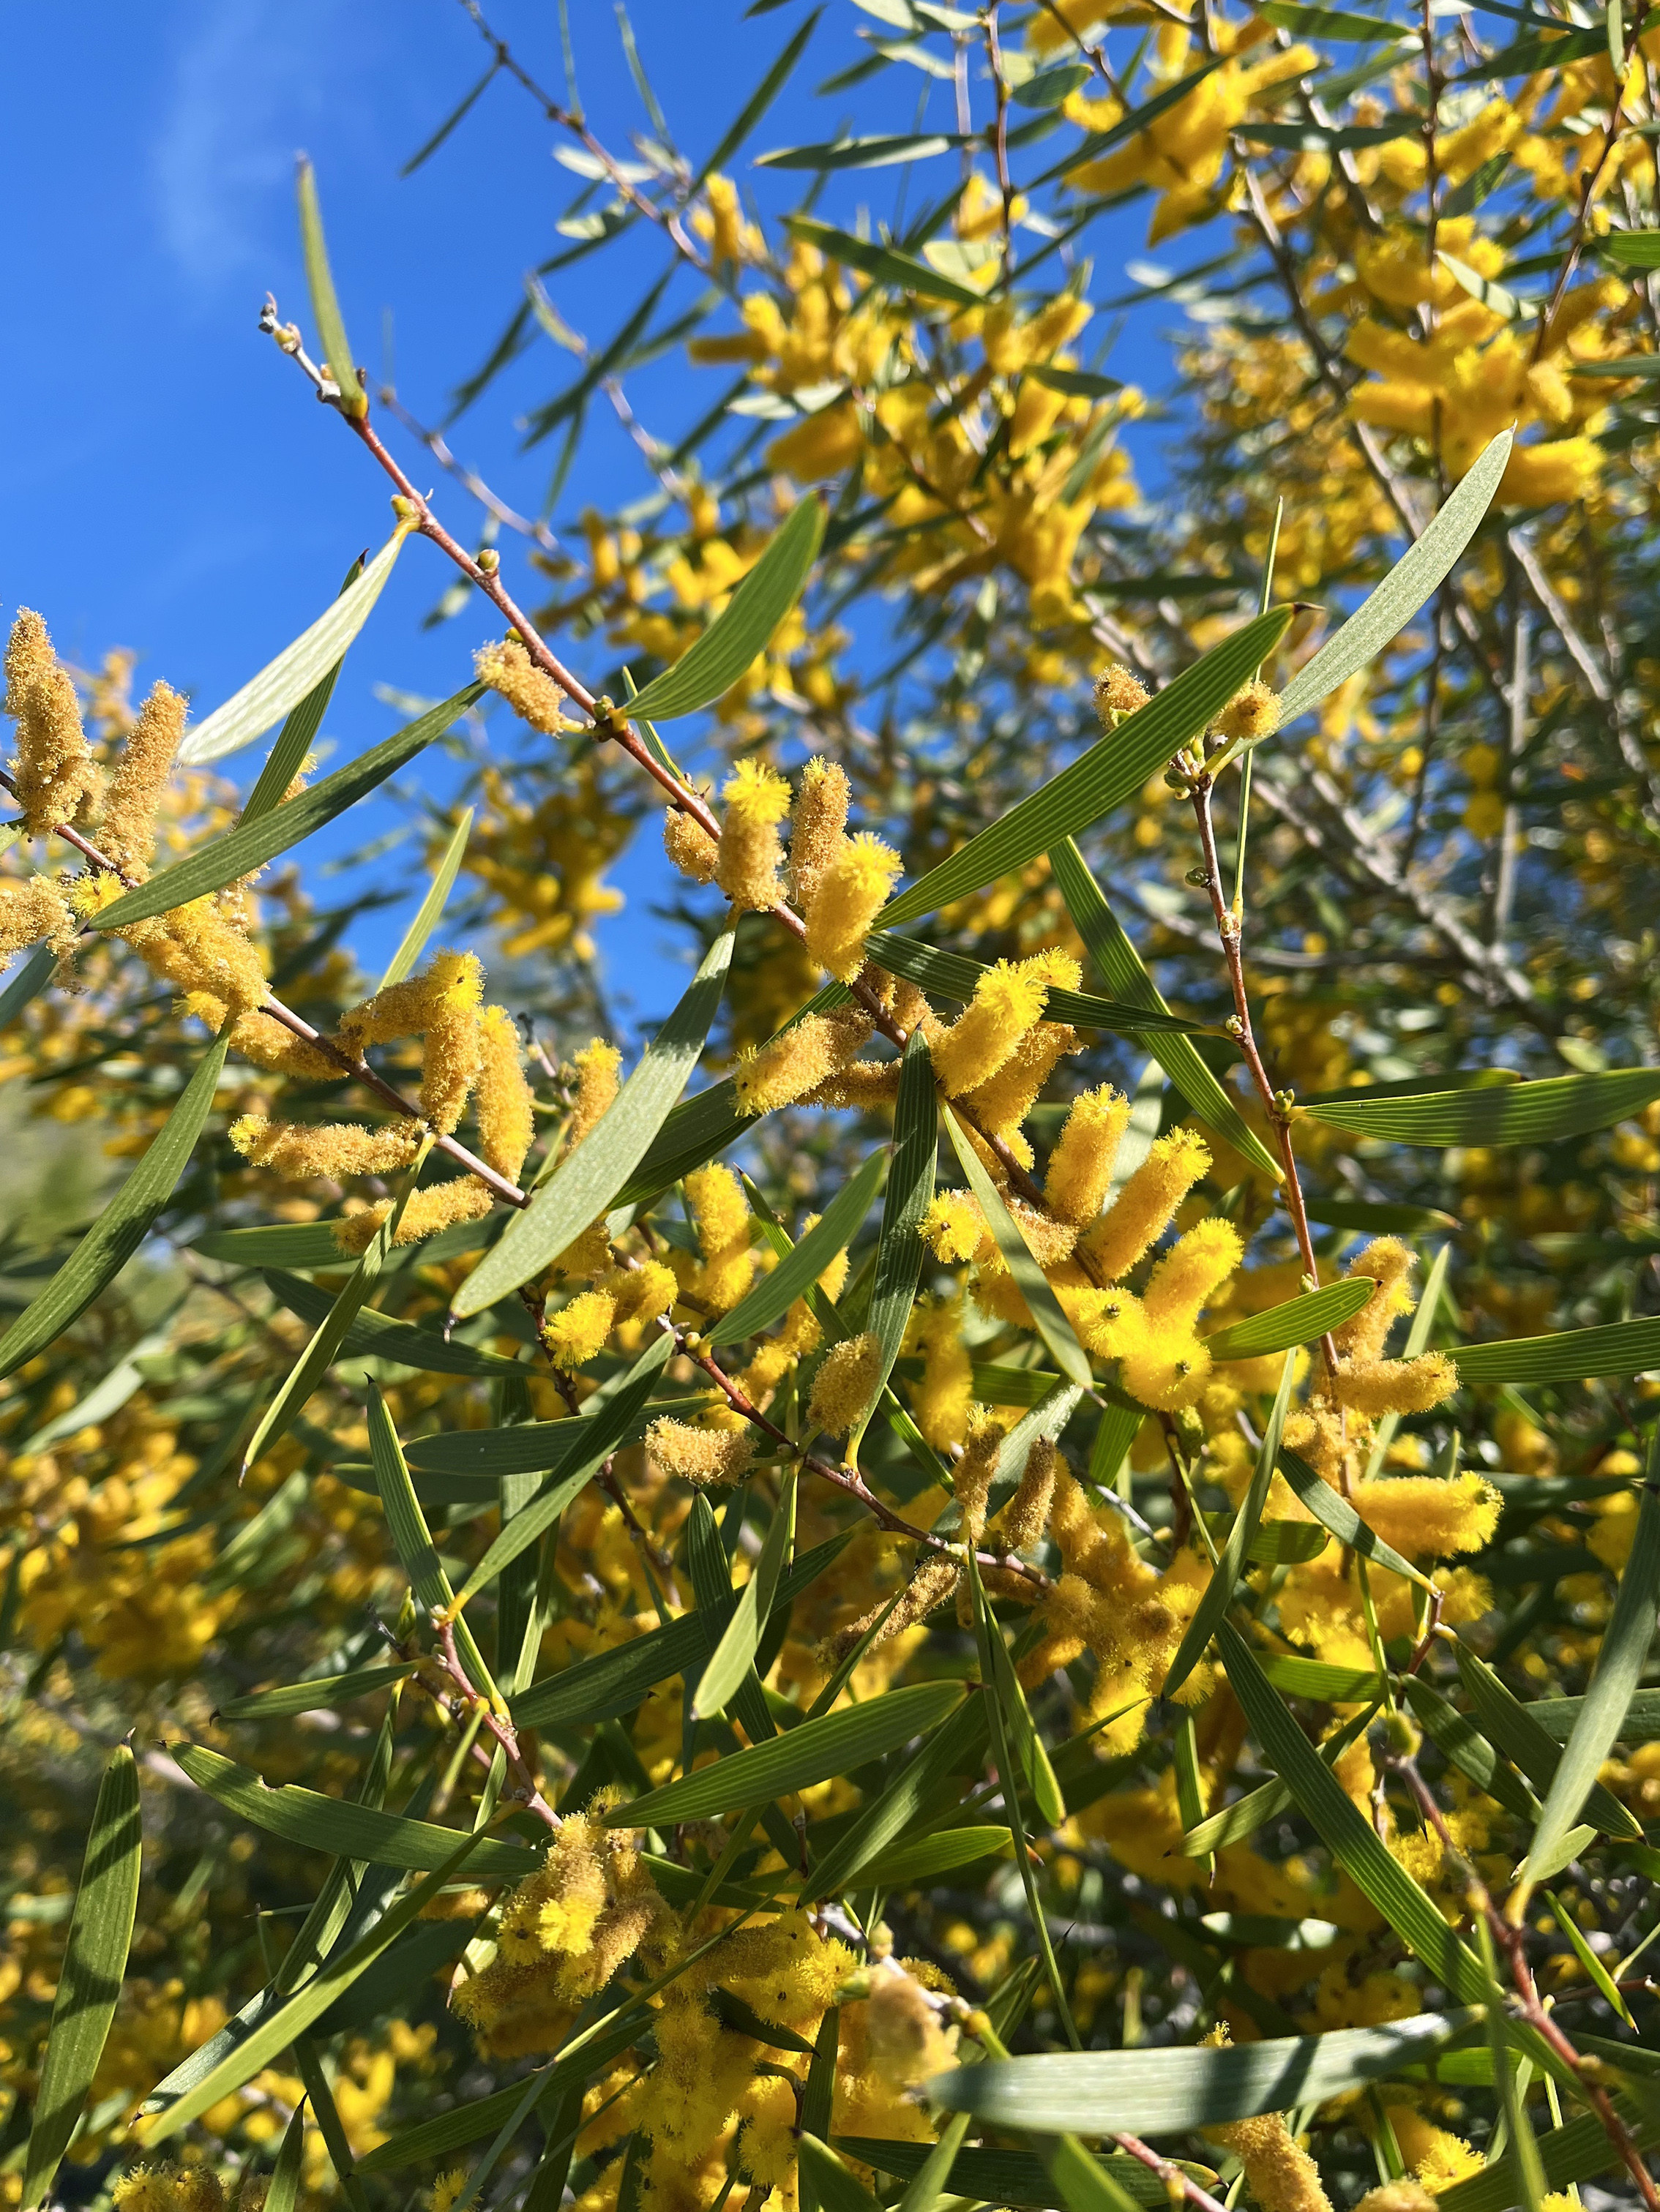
left=624, top=500, right=825, bottom=721
left=453, top=927, right=733, bottom=1316
left=943, top=1103, right=1091, bottom=1388
left=1301, top=1066, right=1660, bottom=1146
left=1204, top=1278, right=1375, bottom=1360
left=22, top=1747, right=143, bottom=2210
left=0, top=1033, right=230, bottom=1382
left=714, top=1151, right=885, bottom=1345
left=296, top=157, right=367, bottom=416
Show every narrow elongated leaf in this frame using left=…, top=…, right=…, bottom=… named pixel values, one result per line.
left=839, top=2139, right=1201, bottom=2210
left=1303, top=1194, right=1457, bottom=1235
left=1164, top=1354, right=1295, bottom=1701
left=1263, top=1654, right=1384, bottom=1701
left=245, top=1161, right=425, bottom=1477
left=1205, top=1279, right=1376, bottom=1360
left=0, top=1033, right=229, bottom=1381
left=0, top=942, right=56, bottom=1030
left=179, top=534, right=414, bottom=766
left=892, top=2113, right=975, bottom=2212
left=218, top=1662, right=418, bottom=1720
left=242, top=554, right=364, bottom=820
left=138, top=1827, right=491, bottom=2145
left=296, top=157, right=366, bottom=416
left=1302, top=1066, right=1660, bottom=1147
left=696, top=10, right=822, bottom=182
left=1050, top=839, right=1282, bottom=1183
left=984, top=1608, right=1065, bottom=1828
left=103, top=685, right=482, bottom=929
left=1276, top=1443, right=1435, bottom=1589
left=1045, top=2135, right=1146, bottom=2212
left=944, top=1105, right=1091, bottom=1387
left=1274, top=431, right=1511, bottom=730
left=365, top=1382, right=501, bottom=1706
left=452, top=1334, right=677, bottom=1609
left=1402, top=1676, right=1541, bottom=1823
left=714, top=1152, right=884, bottom=1345
left=264, top=1270, right=523, bottom=1375
left=1518, top=1472, right=1660, bottom=1902
left=624, top=500, right=825, bottom=721
left=695, top=1471, right=796, bottom=1720
left=1603, top=228, right=1660, bottom=267
left=1476, top=1916, right=1547, bottom=2212
left=22, top=1747, right=143, bottom=2211
left=197, top=1221, right=353, bottom=1267
left=1454, top=1643, right=1642, bottom=1841
left=851, top=1825, right=1011, bottom=1888
left=1454, top=1314, right=1660, bottom=1384
left=509, top=1533, right=851, bottom=1730
left=783, top=214, right=989, bottom=307
left=1182, top=1704, right=1377, bottom=1856
left=879, top=611, right=1290, bottom=931
left=798, top=2137, right=883, bottom=2212
left=379, top=808, right=474, bottom=989
left=402, top=1419, right=586, bottom=1477
left=455, top=927, right=733, bottom=1315
left=1530, top=1686, right=1660, bottom=1742
left=1260, top=1, right=1407, bottom=34
left=864, top=927, right=1205, bottom=1033
left=355, top=2014, right=645, bottom=2172
left=850, top=1032, right=938, bottom=1446
left=605, top=1679, right=963, bottom=1828
left=802, top=1693, right=987, bottom=1899
left=930, top=2011, right=1474, bottom=2130
left=759, top=130, right=965, bottom=170
left=169, top=1744, right=536, bottom=1875
left=1436, top=2094, right=1660, bottom=2212
left=266, top=2102, right=307, bottom=2212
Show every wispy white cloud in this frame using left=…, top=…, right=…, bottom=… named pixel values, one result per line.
left=152, top=2, right=363, bottom=297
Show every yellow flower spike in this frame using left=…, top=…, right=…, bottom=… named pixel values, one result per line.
left=606, top=1259, right=678, bottom=1326
left=1203, top=2111, right=1334, bottom=2212
left=1332, top=1235, right=1416, bottom=1362
left=930, top=958, right=1052, bottom=1096
left=1001, top=1436, right=1059, bottom=1553
left=1353, top=2189, right=1439, bottom=2212
left=1142, top=1217, right=1244, bottom=1329
left=788, top=754, right=850, bottom=908
left=643, top=1417, right=757, bottom=1485
left=4, top=607, right=105, bottom=831
left=806, top=1330, right=884, bottom=1437
left=333, top=1175, right=495, bottom=1253
left=908, top=1293, right=973, bottom=1450
left=715, top=757, right=792, bottom=912
left=0, top=874, right=72, bottom=959
left=1081, top=1127, right=1212, bottom=1281
left=1114, top=1306, right=1213, bottom=1413
left=1211, top=678, right=1281, bottom=747
left=733, top=1007, right=872, bottom=1116
left=416, top=954, right=485, bottom=1136
left=229, top=1114, right=422, bottom=1179
left=101, top=681, right=185, bottom=878
left=475, top=635, right=572, bottom=735
left=663, top=806, right=720, bottom=884
left=1045, top=1085, right=1132, bottom=1225
left=430, top=2172, right=469, bottom=2212
left=569, top=1039, right=622, bottom=1149
left=540, top=1289, right=618, bottom=1371
left=922, top=1188, right=987, bottom=1264
left=959, top=1016, right=1079, bottom=1136
left=1331, top=1351, right=1459, bottom=1419
left=475, top=1005, right=536, bottom=1182
left=803, top=830, right=902, bottom=981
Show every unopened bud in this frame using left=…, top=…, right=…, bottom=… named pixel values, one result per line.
left=390, top=494, right=421, bottom=524
left=1185, top=866, right=1212, bottom=889
left=476, top=547, right=501, bottom=577
left=1225, top=1015, right=1244, bottom=1038
left=1383, top=1710, right=1421, bottom=1757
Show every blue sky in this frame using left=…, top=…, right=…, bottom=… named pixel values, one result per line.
left=1, top=1, right=1175, bottom=1035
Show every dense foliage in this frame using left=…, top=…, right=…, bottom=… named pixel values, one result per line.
left=3, top=10, right=1660, bottom=2212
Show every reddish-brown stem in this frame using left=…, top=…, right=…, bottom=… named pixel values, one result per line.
left=1395, top=1756, right=1660, bottom=2212
left=1, top=769, right=531, bottom=1212
left=1113, top=2134, right=1232, bottom=2212
left=435, top=1617, right=561, bottom=1829
left=1189, top=774, right=1336, bottom=1375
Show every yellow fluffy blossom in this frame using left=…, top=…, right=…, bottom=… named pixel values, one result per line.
left=0, top=873, right=72, bottom=959
left=474, top=1004, right=536, bottom=1181
left=1213, top=678, right=1281, bottom=746
left=908, top=1294, right=973, bottom=1450
left=803, top=831, right=902, bottom=980
left=4, top=607, right=104, bottom=831
left=1205, top=2110, right=1334, bottom=2212
left=807, top=1330, right=883, bottom=1436
left=734, top=1005, right=872, bottom=1115
left=644, top=1417, right=757, bottom=1485
left=716, top=758, right=792, bottom=911
left=663, top=806, right=720, bottom=884
left=931, top=957, right=1052, bottom=1096
left=475, top=635, right=571, bottom=734
left=1045, top=1085, right=1132, bottom=1224
left=1080, top=1127, right=1211, bottom=1280
left=568, top=1038, right=622, bottom=1148
left=1095, top=662, right=1150, bottom=719
left=229, top=1115, right=421, bottom=1180
left=542, top=1289, right=618, bottom=1371
left=101, top=681, right=184, bottom=877
left=788, top=754, right=850, bottom=907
